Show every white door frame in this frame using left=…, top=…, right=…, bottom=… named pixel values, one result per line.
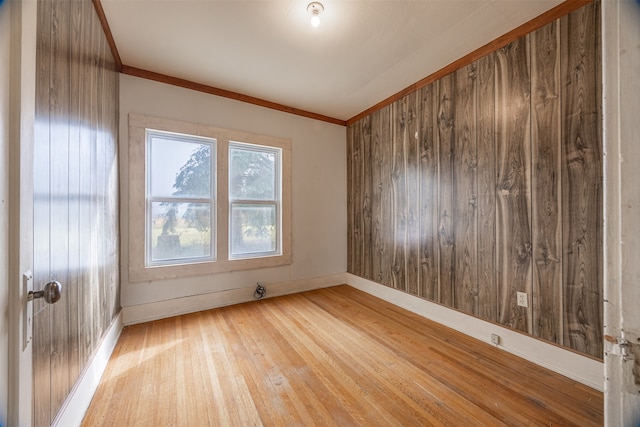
left=602, top=0, right=640, bottom=425
left=7, top=0, right=37, bottom=425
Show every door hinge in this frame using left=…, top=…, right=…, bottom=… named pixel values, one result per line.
left=605, top=333, right=640, bottom=393
left=619, top=338, right=631, bottom=360
left=605, top=334, right=637, bottom=361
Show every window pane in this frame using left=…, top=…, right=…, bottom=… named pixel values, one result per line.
left=230, top=204, right=276, bottom=256
left=229, top=145, right=276, bottom=200
left=150, top=202, right=212, bottom=262
left=149, top=134, right=212, bottom=198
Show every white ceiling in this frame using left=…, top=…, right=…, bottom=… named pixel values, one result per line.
left=101, top=0, right=564, bottom=122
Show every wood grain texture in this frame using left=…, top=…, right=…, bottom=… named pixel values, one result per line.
left=105, top=36, right=120, bottom=326
left=346, top=124, right=360, bottom=277
left=453, top=64, right=479, bottom=314
left=49, top=0, right=72, bottom=414
left=494, top=36, right=533, bottom=333
left=418, top=84, right=439, bottom=300
left=476, top=52, right=497, bottom=322
left=375, top=106, right=394, bottom=288
left=97, top=26, right=109, bottom=335
left=560, top=1, right=602, bottom=357
left=78, top=0, right=95, bottom=366
left=68, top=0, right=83, bottom=384
left=82, top=286, right=603, bottom=427
left=360, top=117, right=373, bottom=281
left=89, top=15, right=103, bottom=351
left=594, top=1, right=602, bottom=363
left=346, top=125, right=354, bottom=274
left=380, top=106, right=394, bottom=289
left=370, top=108, right=384, bottom=285
left=531, top=20, right=563, bottom=345
left=33, top=0, right=53, bottom=424
left=405, top=91, right=420, bottom=296
left=33, top=0, right=120, bottom=424
left=436, top=74, right=455, bottom=307
left=346, top=2, right=602, bottom=358
left=391, top=97, right=408, bottom=291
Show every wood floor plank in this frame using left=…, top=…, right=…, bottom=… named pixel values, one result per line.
left=319, top=286, right=603, bottom=421
left=262, top=299, right=402, bottom=425
left=82, top=285, right=603, bottom=426
left=310, top=289, right=537, bottom=425
left=336, top=286, right=602, bottom=414
left=272, top=296, right=455, bottom=426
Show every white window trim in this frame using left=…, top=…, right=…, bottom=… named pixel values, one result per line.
left=128, top=113, right=292, bottom=283
left=228, top=141, right=281, bottom=260
left=146, top=129, right=217, bottom=266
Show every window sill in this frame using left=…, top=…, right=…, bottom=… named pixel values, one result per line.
left=129, top=252, right=292, bottom=283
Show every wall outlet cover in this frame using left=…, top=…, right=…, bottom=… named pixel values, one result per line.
left=517, top=291, right=529, bottom=308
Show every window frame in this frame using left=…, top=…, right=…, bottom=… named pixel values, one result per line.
left=145, top=129, right=217, bottom=267
left=228, top=141, right=282, bottom=260
left=128, top=113, right=292, bottom=282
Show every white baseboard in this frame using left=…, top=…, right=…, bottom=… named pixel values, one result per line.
left=345, top=273, right=604, bottom=391
left=122, top=272, right=349, bottom=325
left=52, top=310, right=124, bottom=427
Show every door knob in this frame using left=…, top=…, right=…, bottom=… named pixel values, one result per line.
left=28, top=280, right=62, bottom=304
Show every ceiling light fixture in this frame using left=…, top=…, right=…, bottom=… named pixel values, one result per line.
left=307, top=2, right=324, bottom=28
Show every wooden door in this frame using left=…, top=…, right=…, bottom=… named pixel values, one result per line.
left=31, top=0, right=120, bottom=425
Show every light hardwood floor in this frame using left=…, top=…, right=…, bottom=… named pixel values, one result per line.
left=82, top=285, right=603, bottom=426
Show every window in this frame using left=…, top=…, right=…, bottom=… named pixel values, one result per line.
left=229, top=142, right=281, bottom=258
left=146, top=131, right=215, bottom=265
left=128, top=114, right=291, bottom=282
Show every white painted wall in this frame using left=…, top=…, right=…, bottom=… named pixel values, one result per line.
left=119, top=74, right=347, bottom=316
left=0, top=2, right=11, bottom=425
left=602, top=0, right=640, bottom=425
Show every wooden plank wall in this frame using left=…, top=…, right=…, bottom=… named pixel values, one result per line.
left=347, top=1, right=602, bottom=359
left=33, top=0, right=120, bottom=425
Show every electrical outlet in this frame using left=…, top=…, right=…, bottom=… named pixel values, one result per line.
left=491, top=334, right=500, bottom=345
left=517, top=291, right=529, bottom=308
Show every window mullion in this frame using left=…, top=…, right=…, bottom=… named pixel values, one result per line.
left=149, top=196, right=214, bottom=204
left=229, top=199, right=277, bottom=206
